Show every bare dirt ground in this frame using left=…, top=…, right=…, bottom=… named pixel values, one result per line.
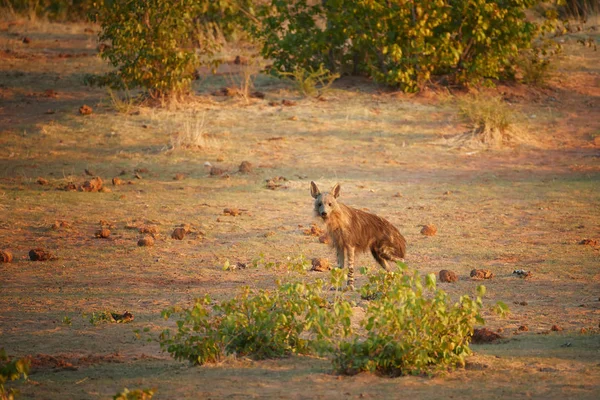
left=1, top=18, right=599, bottom=400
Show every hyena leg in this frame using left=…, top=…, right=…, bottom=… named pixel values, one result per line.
left=347, top=247, right=355, bottom=289
left=371, top=248, right=391, bottom=271
left=337, top=248, right=346, bottom=270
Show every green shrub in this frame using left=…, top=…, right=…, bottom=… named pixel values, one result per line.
left=87, top=0, right=252, bottom=99
left=1, top=348, right=30, bottom=400
left=334, top=268, right=485, bottom=376
left=113, top=388, right=155, bottom=400
left=254, top=0, right=561, bottom=91
left=158, top=279, right=336, bottom=364
left=157, top=261, right=500, bottom=376
left=281, top=64, right=340, bottom=97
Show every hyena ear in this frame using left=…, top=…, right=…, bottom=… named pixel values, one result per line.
left=310, top=181, right=320, bottom=199
left=331, top=183, right=341, bottom=198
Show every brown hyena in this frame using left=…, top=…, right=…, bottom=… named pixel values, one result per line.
left=310, top=181, right=406, bottom=289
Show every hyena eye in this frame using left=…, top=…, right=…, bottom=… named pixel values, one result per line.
left=328, top=203, right=332, bottom=206
left=318, top=202, right=322, bottom=207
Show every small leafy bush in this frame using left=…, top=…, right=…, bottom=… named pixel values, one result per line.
left=88, top=0, right=252, bottom=98
left=1, top=348, right=30, bottom=400
left=158, top=279, right=336, bottom=364
left=113, top=388, right=155, bottom=400
left=334, top=267, right=486, bottom=376
left=156, top=260, right=500, bottom=377
left=281, top=64, right=340, bottom=97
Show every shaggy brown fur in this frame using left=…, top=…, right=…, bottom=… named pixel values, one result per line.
left=310, top=181, right=406, bottom=289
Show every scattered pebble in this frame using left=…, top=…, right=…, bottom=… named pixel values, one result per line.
left=79, top=105, right=93, bottom=115
left=29, top=248, right=55, bottom=261
left=80, top=177, right=103, bottom=192
left=471, top=328, right=502, bottom=344
left=311, top=258, right=331, bottom=272
left=238, top=161, right=253, bottom=174
left=223, top=208, right=241, bottom=216
left=421, top=224, right=437, bottom=236
left=439, top=269, right=458, bottom=283
left=0, top=250, right=13, bottom=263
left=171, top=227, right=186, bottom=240
left=470, top=269, right=494, bottom=279
left=137, top=236, right=154, bottom=247
left=513, top=269, right=532, bottom=278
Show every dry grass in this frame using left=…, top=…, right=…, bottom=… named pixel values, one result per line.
left=438, top=93, right=536, bottom=149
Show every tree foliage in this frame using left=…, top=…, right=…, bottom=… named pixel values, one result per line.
left=88, top=0, right=251, bottom=98
left=255, top=0, right=561, bottom=91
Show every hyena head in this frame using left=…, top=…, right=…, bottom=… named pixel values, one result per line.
left=310, top=181, right=341, bottom=220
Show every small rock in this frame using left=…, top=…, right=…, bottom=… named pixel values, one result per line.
left=421, top=224, right=437, bottom=236
left=470, top=269, right=494, bottom=279
left=439, top=269, right=458, bottom=283
left=139, top=225, right=158, bottom=234
left=134, top=168, right=149, bottom=174
left=79, top=105, right=93, bottom=115
left=393, top=192, right=403, bottom=198
left=43, top=89, right=58, bottom=98
left=29, top=248, right=54, bottom=261
left=282, top=99, right=296, bottom=106
left=251, top=91, right=265, bottom=99
left=311, top=258, right=331, bottom=272
left=471, top=328, right=502, bottom=344
left=84, top=169, right=95, bottom=176
left=551, top=324, right=563, bottom=332
left=319, top=234, right=330, bottom=244
left=289, top=115, right=298, bottom=121
left=0, top=250, right=13, bottom=263
left=51, top=220, right=71, bottom=230
left=134, top=173, right=142, bottom=179
left=223, top=208, right=241, bottom=216
left=22, top=37, right=31, bottom=44
left=265, top=176, right=288, bottom=190
left=513, top=269, right=532, bottom=278
left=95, top=229, right=110, bottom=239
left=112, top=177, right=123, bottom=186
left=173, top=173, right=185, bottom=181
left=58, top=183, right=77, bottom=191
left=111, top=311, right=134, bottom=323
left=210, top=166, right=225, bottom=176
left=37, top=177, right=49, bottom=185
left=137, top=236, right=154, bottom=247
left=171, top=227, right=186, bottom=240
left=518, top=325, right=529, bottom=332
left=80, top=177, right=103, bottom=192
left=579, top=239, right=598, bottom=246
left=238, top=161, right=253, bottom=174
left=303, top=223, right=324, bottom=237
